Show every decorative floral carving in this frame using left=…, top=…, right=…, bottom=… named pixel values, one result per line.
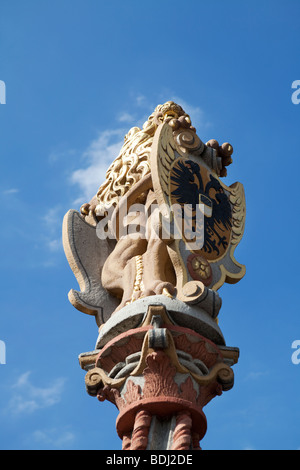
left=173, top=333, right=221, bottom=369
left=180, top=376, right=198, bottom=403
left=187, top=254, right=212, bottom=286
left=143, top=351, right=179, bottom=398
left=123, top=380, right=142, bottom=406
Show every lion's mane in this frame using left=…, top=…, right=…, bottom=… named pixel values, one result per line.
left=95, top=101, right=188, bottom=213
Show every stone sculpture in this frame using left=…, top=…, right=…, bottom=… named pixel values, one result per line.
left=63, top=101, right=246, bottom=450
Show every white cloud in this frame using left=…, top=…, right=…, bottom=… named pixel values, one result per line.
left=32, top=428, right=75, bottom=449
left=43, top=206, right=63, bottom=230
left=117, top=111, right=135, bottom=123
left=135, top=94, right=148, bottom=107
left=42, top=206, right=64, bottom=257
left=69, top=129, right=124, bottom=204
left=7, top=371, right=65, bottom=415
left=47, top=238, right=63, bottom=252
left=2, top=188, right=20, bottom=195
left=48, top=148, right=77, bottom=164
left=68, top=94, right=211, bottom=207
left=244, top=371, right=269, bottom=381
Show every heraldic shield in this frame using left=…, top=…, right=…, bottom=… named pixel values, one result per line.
left=150, top=122, right=246, bottom=304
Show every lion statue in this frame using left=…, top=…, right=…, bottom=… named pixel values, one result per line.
left=79, top=101, right=232, bottom=312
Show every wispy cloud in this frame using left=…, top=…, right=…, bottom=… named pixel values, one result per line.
left=135, top=93, right=149, bottom=108
left=47, top=238, right=63, bottom=252
left=244, top=371, right=269, bottom=381
left=7, top=371, right=65, bottom=416
left=68, top=94, right=211, bottom=207
left=31, top=427, right=75, bottom=449
left=43, top=206, right=63, bottom=229
left=69, top=129, right=124, bottom=204
left=117, top=111, right=135, bottom=123
left=48, top=148, right=77, bottom=164
left=170, top=95, right=211, bottom=131
left=2, top=188, right=20, bottom=195
left=42, top=205, right=65, bottom=257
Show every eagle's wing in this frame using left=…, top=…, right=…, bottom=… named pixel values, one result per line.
left=170, top=160, right=199, bottom=206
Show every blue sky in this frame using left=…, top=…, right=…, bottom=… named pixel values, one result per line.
left=0, top=0, right=300, bottom=450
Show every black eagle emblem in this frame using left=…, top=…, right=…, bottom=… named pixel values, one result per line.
left=170, top=159, right=232, bottom=256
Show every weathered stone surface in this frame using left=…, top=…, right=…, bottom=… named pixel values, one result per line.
left=95, top=295, right=225, bottom=349
left=63, top=101, right=245, bottom=450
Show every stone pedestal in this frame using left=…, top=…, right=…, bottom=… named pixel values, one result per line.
left=79, top=297, right=239, bottom=450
